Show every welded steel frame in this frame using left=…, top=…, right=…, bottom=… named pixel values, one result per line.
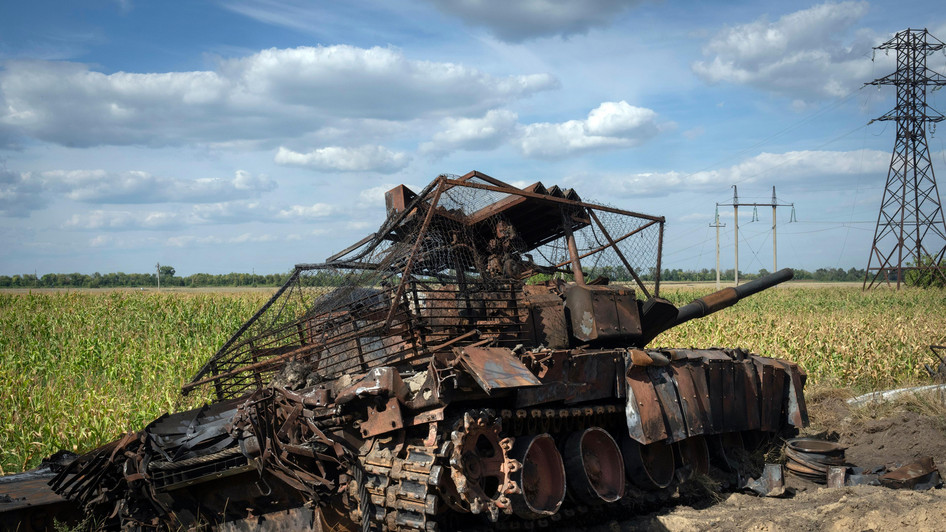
left=184, top=171, right=665, bottom=399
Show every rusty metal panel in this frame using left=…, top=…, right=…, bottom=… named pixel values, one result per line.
left=361, top=397, right=405, bottom=438
left=693, top=350, right=731, bottom=434
left=755, top=360, right=776, bottom=432
left=679, top=353, right=712, bottom=406
left=523, top=291, right=568, bottom=349
left=335, top=366, right=408, bottom=405
left=0, top=472, right=82, bottom=532
left=731, top=359, right=748, bottom=431
left=565, top=285, right=641, bottom=342
left=625, top=366, right=668, bottom=444
left=564, top=352, right=618, bottom=404
left=720, top=359, right=738, bottom=432
left=648, top=366, right=687, bottom=442
left=739, top=360, right=761, bottom=431
left=768, top=359, right=790, bottom=430
left=755, top=358, right=788, bottom=432
left=669, top=362, right=705, bottom=437
left=610, top=288, right=642, bottom=337
left=217, top=505, right=320, bottom=532
left=773, top=360, right=809, bottom=428
left=688, top=360, right=712, bottom=433
left=457, top=347, right=541, bottom=394
left=705, top=360, right=724, bottom=433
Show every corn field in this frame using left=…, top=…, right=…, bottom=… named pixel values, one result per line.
left=1, top=285, right=944, bottom=474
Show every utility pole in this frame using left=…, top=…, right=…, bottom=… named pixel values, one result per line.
left=156, top=262, right=161, bottom=290
left=733, top=187, right=739, bottom=285
left=863, top=28, right=946, bottom=289
left=772, top=186, right=778, bottom=271
left=718, top=185, right=793, bottom=286
left=710, top=207, right=726, bottom=289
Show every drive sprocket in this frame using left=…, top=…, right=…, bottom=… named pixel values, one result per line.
left=446, top=409, right=520, bottom=522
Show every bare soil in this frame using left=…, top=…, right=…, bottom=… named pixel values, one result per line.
left=579, top=389, right=946, bottom=532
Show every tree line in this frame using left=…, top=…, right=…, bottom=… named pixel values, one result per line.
left=585, top=265, right=870, bottom=283
left=650, top=267, right=869, bottom=283
left=3, top=265, right=937, bottom=289
left=0, top=270, right=293, bottom=288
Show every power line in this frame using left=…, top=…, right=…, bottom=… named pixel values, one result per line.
left=718, top=185, right=793, bottom=284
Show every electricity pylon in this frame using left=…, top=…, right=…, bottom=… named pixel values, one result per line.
left=864, top=28, right=946, bottom=289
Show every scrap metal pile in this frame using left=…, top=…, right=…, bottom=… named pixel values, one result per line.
left=1, top=171, right=808, bottom=531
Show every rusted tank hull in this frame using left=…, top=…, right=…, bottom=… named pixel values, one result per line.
left=2, top=172, right=807, bottom=530
left=15, top=346, right=803, bottom=531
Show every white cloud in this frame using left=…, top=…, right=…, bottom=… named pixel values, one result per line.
left=275, top=203, right=337, bottom=219
left=360, top=184, right=395, bottom=205
left=65, top=209, right=183, bottom=230
left=89, top=235, right=111, bottom=247
left=692, top=1, right=883, bottom=101
left=274, top=145, right=409, bottom=173
left=518, top=101, right=660, bottom=159
left=601, top=149, right=889, bottom=197
left=420, top=109, right=519, bottom=156
left=0, top=46, right=558, bottom=147
left=189, top=201, right=269, bottom=224
left=0, top=168, right=276, bottom=216
left=64, top=199, right=340, bottom=230
left=0, top=169, right=46, bottom=217
left=39, top=169, right=276, bottom=204
left=423, top=0, right=643, bottom=42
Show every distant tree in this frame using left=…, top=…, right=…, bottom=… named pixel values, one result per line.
left=905, top=255, right=946, bottom=288
left=159, top=265, right=176, bottom=278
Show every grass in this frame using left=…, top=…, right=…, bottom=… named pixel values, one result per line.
left=1, top=283, right=944, bottom=474
left=653, top=284, right=946, bottom=390
left=0, top=290, right=269, bottom=474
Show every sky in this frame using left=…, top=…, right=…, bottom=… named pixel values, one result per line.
left=2, top=0, right=946, bottom=277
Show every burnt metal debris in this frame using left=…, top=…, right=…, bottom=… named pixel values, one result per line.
left=926, top=345, right=946, bottom=381
left=784, top=438, right=847, bottom=484
left=2, top=171, right=810, bottom=531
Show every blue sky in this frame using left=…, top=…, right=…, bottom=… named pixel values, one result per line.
left=2, top=0, right=945, bottom=276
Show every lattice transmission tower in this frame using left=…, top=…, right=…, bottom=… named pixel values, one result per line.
left=864, top=28, right=946, bottom=289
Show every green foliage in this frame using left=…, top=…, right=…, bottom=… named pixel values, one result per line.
left=0, top=290, right=270, bottom=474
left=0, top=266, right=874, bottom=288
left=2, top=284, right=944, bottom=474
left=904, top=255, right=946, bottom=288
left=655, top=284, right=946, bottom=394
left=0, top=271, right=297, bottom=289
left=646, top=267, right=867, bottom=282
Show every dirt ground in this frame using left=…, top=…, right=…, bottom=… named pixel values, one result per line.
left=576, top=388, right=946, bottom=532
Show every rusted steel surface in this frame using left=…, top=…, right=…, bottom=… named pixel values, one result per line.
left=625, top=366, right=669, bottom=443
left=562, top=427, right=624, bottom=505
left=3, top=174, right=811, bottom=531
left=669, top=361, right=707, bottom=437
left=744, top=463, right=786, bottom=497
left=879, top=457, right=941, bottom=489
left=621, top=439, right=675, bottom=490
left=456, top=347, right=542, bottom=393
left=675, top=436, right=710, bottom=478
left=784, top=438, right=846, bottom=484
left=648, top=365, right=688, bottom=442
left=565, top=284, right=641, bottom=342
left=0, top=471, right=81, bottom=532
left=508, top=434, right=565, bottom=519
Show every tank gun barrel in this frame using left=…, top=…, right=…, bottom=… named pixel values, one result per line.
left=673, top=268, right=794, bottom=327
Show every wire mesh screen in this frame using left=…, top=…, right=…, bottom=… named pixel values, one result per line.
left=185, top=172, right=664, bottom=400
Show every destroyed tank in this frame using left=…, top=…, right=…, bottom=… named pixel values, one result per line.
left=2, top=171, right=808, bottom=531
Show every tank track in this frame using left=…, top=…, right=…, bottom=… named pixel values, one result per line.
left=353, top=443, right=443, bottom=531
left=347, top=403, right=781, bottom=532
